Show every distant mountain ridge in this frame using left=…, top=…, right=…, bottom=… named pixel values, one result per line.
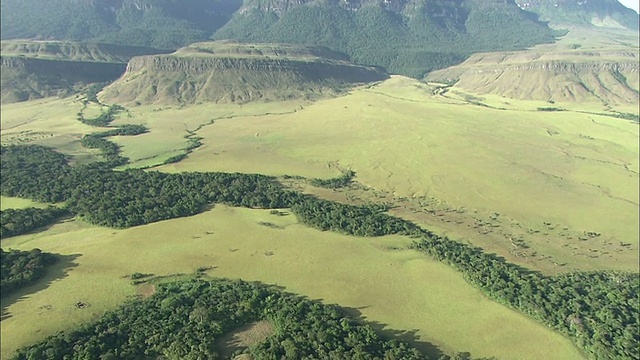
left=515, top=0, right=639, bottom=28
left=1, top=0, right=559, bottom=77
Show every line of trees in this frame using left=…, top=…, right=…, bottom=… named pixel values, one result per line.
left=77, top=104, right=125, bottom=127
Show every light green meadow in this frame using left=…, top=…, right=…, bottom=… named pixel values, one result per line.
left=0, top=97, right=102, bottom=164
left=0, top=197, right=50, bottom=210
left=150, top=76, right=639, bottom=273
left=1, top=206, right=585, bottom=360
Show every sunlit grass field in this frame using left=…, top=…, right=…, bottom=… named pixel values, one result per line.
left=1, top=206, right=585, bottom=360
left=0, top=197, right=50, bottom=211
left=0, top=73, right=636, bottom=359
left=157, top=76, right=638, bottom=273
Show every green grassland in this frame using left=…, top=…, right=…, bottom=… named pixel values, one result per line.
left=2, top=75, right=636, bottom=277
left=0, top=39, right=637, bottom=359
left=0, top=197, right=49, bottom=211
left=0, top=97, right=103, bottom=164
left=1, top=206, right=585, bottom=360
left=147, top=76, right=638, bottom=274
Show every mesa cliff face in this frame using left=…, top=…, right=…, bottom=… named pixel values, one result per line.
left=0, top=56, right=126, bottom=103
left=100, top=42, right=388, bottom=105
left=426, top=49, right=639, bottom=104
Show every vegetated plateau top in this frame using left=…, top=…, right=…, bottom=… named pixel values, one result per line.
left=169, top=41, right=351, bottom=63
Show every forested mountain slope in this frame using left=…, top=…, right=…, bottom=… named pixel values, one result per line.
left=1, top=0, right=560, bottom=77
left=515, top=0, right=639, bottom=29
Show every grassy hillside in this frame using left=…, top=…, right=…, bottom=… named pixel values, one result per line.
left=3, top=79, right=637, bottom=275
left=100, top=41, right=388, bottom=105
left=139, top=77, right=636, bottom=275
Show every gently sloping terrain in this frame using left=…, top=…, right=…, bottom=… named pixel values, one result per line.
left=153, top=76, right=638, bottom=274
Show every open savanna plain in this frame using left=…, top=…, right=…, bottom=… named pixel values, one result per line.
left=152, top=76, right=639, bottom=274
left=1, top=206, right=585, bottom=360
left=1, top=46, right=637, bottom=359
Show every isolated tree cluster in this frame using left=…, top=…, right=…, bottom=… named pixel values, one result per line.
left=0, top=248, right=57, bottom=297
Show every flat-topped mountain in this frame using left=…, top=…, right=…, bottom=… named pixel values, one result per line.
left=99, top=41, right=388, bottom=105
left=425, top=27, right=640, bottom=106
left=0, top=41, right=170, bottom=103
left=1, top=40, right=171, bottom=63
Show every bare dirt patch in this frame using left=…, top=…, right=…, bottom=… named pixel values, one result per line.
left=217, top=321, right=275, bottom=359
left=136, top=283, right=156, bottom=299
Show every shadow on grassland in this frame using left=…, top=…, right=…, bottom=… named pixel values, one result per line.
left=341, top=305, right=445, bottom=359
left=1, top=253, right=81, bottom=321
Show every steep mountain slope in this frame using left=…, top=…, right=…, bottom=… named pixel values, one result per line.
left=99, top=41, right=388, bottom=105
left=0, top=0, right=559, bottom=77
left=515, top=0, right=639, bottom=29
left=214, top=0, right=560, bottom=77
left=1, top=41, right=170, bottom=103
left=0, top=0, right=243, bottom=49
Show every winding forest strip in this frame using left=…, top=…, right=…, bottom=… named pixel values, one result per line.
left=0, top=143, right=637, bottom=360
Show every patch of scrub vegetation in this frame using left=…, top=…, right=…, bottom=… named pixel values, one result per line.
left=311, top=169, right=355, bottom=189
left=11, top=278, right=426, bottom=360
left=0, top=248, right=57, bottom=297
left=77, top=103, right=125, bottom=127
left=0, top=207, right=69, bottom=238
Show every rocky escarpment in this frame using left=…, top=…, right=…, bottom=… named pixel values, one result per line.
left=1, top=56, right=126, bottom=103
left=426, top=50, right=640, bottom=104
left=100, top=42, right=388, bottom=105
left=1, top=41, right=171, bottom=63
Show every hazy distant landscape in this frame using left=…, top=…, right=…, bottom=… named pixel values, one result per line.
left=1, top=1, right=638, bottom=360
